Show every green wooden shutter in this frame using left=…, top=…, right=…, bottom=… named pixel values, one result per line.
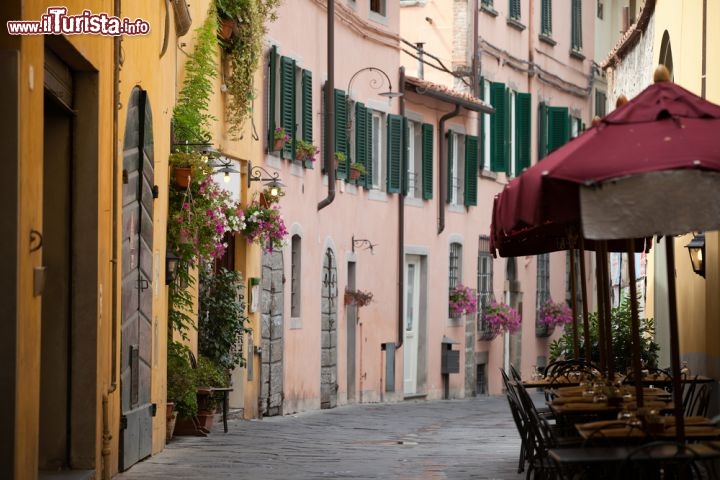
left=402, top=118, right=409, bottom=195
left=421, top=123, right=433, bottom=200
left=547, top=106, right=569, bottom=153
left=386, top=114, right=402, bottom=193
left=301, top=69, right=313, bottom=168
left=280, top=56, right=296, bottom=160
left=355, top=102, right=369, bottom=184
left=479, top=76, right=485, bottom=170
left=571, top=0, right=582, bottom=51
left=515, top=92, right=531, bottom=173
left=490, top=82, right=508, bottom=173
left=334, top=88, right=348, bottom=180
left=267, top=45, right=278, bottom=148
left=538, top=102, right=548, bottom=159
left=541, top=0, right=552, bottom=35
left=364, top=109, right=373, bottom=188
left=446, top=131, right=454, bottom=203
left=464, top=135, right=478, bottom=206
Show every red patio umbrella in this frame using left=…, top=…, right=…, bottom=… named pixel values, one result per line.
left=538, top=78, right=720, bottom=442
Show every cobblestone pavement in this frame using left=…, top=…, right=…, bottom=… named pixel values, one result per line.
left=117, top=395, right=528, bottom=480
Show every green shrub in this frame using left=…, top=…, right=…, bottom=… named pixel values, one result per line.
left=549, top=295, right=660, bottom=373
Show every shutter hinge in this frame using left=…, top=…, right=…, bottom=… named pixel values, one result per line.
left=120, top=415, right=128, bottom=430
left=151, top=403, right=157, bottom=417
left=122, top=169, right=128, bottom=184
left=152, top=185, right=159, bottom=199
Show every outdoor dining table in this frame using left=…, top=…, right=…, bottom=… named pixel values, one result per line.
left=548, top=442, right=720, bottom=480
left=576, top=417, right=720, bottom=443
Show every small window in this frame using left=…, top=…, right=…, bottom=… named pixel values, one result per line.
left=595, top=90, right=607, bottom=117
left=449, top=242, right=463, bottom=292
left=449, top=132, right=461, bottom=205
left=477, top=236, right=494, bottom=337
left=407, top=121, right=421, bottom=199
left=509, top=0, right=521, bottom=20
left=541, top=0, right=552, bottom=37
left=571, top=0, right=583, bottom=52
left=371, top=111, right=385, bottom=190
left=291, top=234, right=301, bottom=317
left=536, top=254, right=550, bottom=336
left=370, top=0, right=386, bottom=16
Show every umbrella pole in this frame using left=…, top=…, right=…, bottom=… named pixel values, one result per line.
left=665, top=237, right=685, bottom=443
left=626, top=241, right=644, bottom=408
left=570, top=249, right=580, bottom=359
left=601, top=242, right=615, bottom=381
left=595, top=249, right=607, bottom=373
left=579, top=238, right=591, bottom=363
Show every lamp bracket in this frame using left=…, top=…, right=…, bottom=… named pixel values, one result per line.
left=352, top=235, right=377, bottom=254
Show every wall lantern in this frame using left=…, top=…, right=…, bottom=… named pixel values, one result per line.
left=165, top=250, right=180, bottom=285
left=685, top=233, right=705, bottom=278
left=247, top=160, right=286, bottom=198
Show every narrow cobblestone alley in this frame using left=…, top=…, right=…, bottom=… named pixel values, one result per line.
left=116, top=395, right=527, bottom=480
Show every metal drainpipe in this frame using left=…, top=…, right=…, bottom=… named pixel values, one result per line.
left=396, top=67, right=406, bottom=349
left=104, top=2, right=121, bottom=478
left=318, top=0, right=335, bottom=210
left=438, top=104, right=461, bottom=234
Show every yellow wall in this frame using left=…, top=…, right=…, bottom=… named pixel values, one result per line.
left=652, top=0, right=720, bottom=376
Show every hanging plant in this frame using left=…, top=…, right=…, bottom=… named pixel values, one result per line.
left=240, top=201, right=288, bottom=252
left=481, top=300, right=521, bottom=339
left=449, top=284, right=478, bottom=317
left=217, top=0, right=281, bottom=138
left=344, top=288, right=373, bottom=307
left=172, top=9, right=219, bottom=147
left=538, top=299, right=573, bottom=329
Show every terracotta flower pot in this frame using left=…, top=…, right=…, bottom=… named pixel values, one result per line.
left=219, top=18, right=235, bottom=40
left=273, top=138, right=285, bottom=151
left=349, top=166, right=362, bottom=180
left=173, top=167, right=192, bottom=188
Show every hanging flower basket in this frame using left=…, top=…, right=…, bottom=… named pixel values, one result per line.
left=344, top=288, right=373, bottom=307
left=538, top=299, right=573, bottom=329
left=449, top=284, right=478, bottom=317
left=481, top=300, right=521, bottom=339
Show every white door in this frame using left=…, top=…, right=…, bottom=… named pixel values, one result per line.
left=404, top=256, right=421, bottom=395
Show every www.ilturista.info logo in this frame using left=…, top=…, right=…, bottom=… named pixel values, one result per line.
left=7, top=7, right=150, bottom=36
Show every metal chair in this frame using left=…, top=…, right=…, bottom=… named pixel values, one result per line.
left=616, top=441, right=702, bottom=479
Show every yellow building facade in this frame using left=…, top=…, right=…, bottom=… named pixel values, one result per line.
left=652, top=0, right=720, bottom=383
left=1, top=0, right=262, bottom=478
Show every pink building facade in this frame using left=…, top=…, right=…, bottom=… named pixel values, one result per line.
left=259, top=0, right=596, bottom=414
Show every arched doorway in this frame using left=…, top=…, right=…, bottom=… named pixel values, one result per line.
left=260, top=250, right=284, bottom=416
left=321, top=249, right=338, bottom=409
left=119, top=87, right=155, bottom=470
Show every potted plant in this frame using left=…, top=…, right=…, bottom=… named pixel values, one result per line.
left=295, top=138, right=318, bottom=163
left=217, top=0, right=281, bottom=137
left=549, top=295, right=660, bottom=374
left=334, top=151, right=346, bottom=170
left=169, top=151, right=213, bottom=189
left=344, top=288, right=373, bottom=307
left=199, top=266, right=250, bottom=371
left=167, top=341, right=198, bottom=439
left=272, top=126, right=290, bottom=151
left=480, top=300, right=521, bottom=339
left=349, top=161, right=366, bottom=180
left=449, top=283, right=478, bottom=317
